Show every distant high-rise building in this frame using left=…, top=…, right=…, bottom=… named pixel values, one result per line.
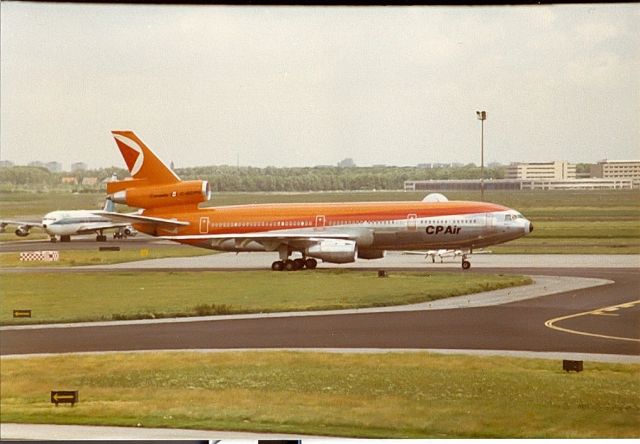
left=506, top=161, right=576, bottom=180
left=45, top=161, right=63, bottom=173
left=337, top=158, right=356, bottom=168
left=71, top=162, right=88, bottom=172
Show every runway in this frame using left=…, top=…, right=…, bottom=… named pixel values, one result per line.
left=1, top=256, right=638, bottom=357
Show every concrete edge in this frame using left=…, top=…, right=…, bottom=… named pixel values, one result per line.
left=0, top=422, right=320, bottom=440
left=2, top=347, right=638, bottom=364
left=0, top=275, right=613, bottom=331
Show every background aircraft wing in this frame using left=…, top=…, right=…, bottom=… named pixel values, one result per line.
left=0, top=220, right=43, bottom=229
left=74, top=223, right=131, bottom=235
left=91, top=211, right=190, bottom=228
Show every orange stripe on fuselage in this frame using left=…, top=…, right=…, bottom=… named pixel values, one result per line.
left=136, top=201, right=509, bottom=236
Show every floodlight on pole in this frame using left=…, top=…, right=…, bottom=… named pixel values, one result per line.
left=476, top=111, right=487, bottom=201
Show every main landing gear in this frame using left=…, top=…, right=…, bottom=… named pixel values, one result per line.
left=271, top=258, right=318, bottom=271
left=271, top=246, right=318, bottom=271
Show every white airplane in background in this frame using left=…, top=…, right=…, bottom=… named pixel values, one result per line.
left=0, top=200, right=137, bottom=242
left=425, top=249, right=464, bottom=263
left=403, top=249, right=491, bottom=263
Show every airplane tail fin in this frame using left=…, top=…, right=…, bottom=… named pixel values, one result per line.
left=111, top=131, right=180, bottom=185
left=102, top=198, right=115, bottom=212
left=107, top=131, right=209, bottom=209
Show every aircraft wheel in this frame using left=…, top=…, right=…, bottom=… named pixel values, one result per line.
left=284, top=260, right=296, bottom=271
left=271, top=261, right=284, bottom=271
left=97, top=235, right=107, bottom=242
left=293, top=258, right=305, bottom=270
left=462, top=260, right=471, bottom=270
left=60, top=235, right=71, bottom=242
left=305, top=258, right=318, bottom=269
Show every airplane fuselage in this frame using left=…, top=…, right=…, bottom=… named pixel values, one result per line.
left=137, top=200, right=532, bottom=253
left=41, top=210, right=112, bottom=237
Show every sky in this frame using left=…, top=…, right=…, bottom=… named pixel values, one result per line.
left=1, top=3, right=638, bottom=170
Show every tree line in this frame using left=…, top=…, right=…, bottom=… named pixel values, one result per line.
left=0, top=164, right=507, bottom=192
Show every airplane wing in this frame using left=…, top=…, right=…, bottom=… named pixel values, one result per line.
left=74, top=223, right=132, bottom=235
left=0, top=220, right=43, bottom=229
left=161, top=232, right=355, bottom=250
left=402, top=251, right=433, bottom=256
left=91, top=211, right=190, bottom=228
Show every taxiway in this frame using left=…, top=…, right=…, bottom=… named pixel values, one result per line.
left=1, top=252, right=638, bottom=358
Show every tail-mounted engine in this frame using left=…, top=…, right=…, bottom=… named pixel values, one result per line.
left=108, top=180, right=211, bottom=209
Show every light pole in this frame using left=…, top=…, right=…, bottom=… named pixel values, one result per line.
left=476, top=110, right=486, bottom=201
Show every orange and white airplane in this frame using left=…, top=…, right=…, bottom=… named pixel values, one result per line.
left=97, top=131, right=533, bottom=270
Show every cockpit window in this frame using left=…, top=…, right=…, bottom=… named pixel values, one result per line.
left=505, top=212, right=525, bottom=221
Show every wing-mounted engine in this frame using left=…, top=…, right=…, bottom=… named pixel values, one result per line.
left=358, top=249, right=385, bottom=260
left=114, top=225, right=139, bottom=240
left=305, top=239, right=357, bottom=264
left=123, top=226, right=138, bottom=237
left=14, top=226, right=31, bottom=237
left=108, top=180, right=211, bottom=209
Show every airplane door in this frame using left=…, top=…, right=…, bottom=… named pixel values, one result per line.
left=315, top=215, right=326, bottom=230
left=485, top=213, right=495, bottom=231
left=407, top=214, right=417, bottom=232
left=199, top=217, right=209, bottom=234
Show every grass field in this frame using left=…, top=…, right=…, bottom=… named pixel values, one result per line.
left=1, top=351, right=638, bottom=438
left=0, top=246, right=212, bottom=268
left=0, top=271, right=531, bottom=325
left=1, top=190, right=639, bottom=253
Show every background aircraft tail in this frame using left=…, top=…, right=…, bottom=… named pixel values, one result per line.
left=102, top=198, right=115, bottom=212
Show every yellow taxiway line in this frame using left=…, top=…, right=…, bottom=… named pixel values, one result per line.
left=545, top=299, right=640, bottom=343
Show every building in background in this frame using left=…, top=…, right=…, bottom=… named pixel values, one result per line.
left=45, top=161, right=62, bottom=173
left=337, top=158, right=356, bottom=168
left=506, top=161, right=576, bottom=180
left=0, top=160, right=14, bottom=168
left=405, top=178, right=633, bottom=191
left=71, top=162, right=88, bottom=172
left=61, top=176, right=78, bottom=185
left=591, top=160, right=640, bottom=188
left=81, top=177, right=98, bottom=186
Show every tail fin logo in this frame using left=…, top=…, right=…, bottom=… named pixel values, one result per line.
left=113, top=134, right=144, bottom=177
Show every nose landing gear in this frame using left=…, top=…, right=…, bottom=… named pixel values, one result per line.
left=461, top=253, right=471, bottom=270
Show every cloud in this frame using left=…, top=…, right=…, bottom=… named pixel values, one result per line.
left=1, top=4, right=638, bottom=168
